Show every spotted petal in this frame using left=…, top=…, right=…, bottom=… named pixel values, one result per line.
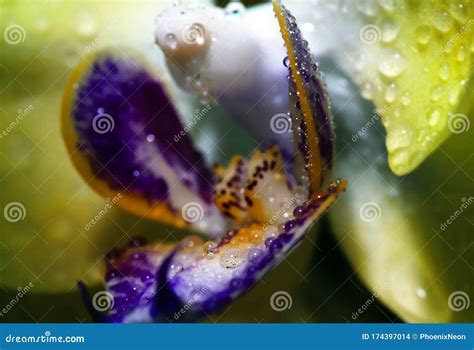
left=62, top=50, right=226, bottom=235
left=84, top=178, right=346, bottom=323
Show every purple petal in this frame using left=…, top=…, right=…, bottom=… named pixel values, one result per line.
left=62, top=51, right=225, bottom=235
left=99, top=180, right=346, bottom=323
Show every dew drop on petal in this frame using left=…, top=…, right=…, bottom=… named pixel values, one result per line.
left=438, top=62, right=450, bottom=80
left=426, top=106, right=442, bottom=127
left=415, top=25, right=432, bottom=45
left=384, top=83, right=397, bottom=103
left=431, top=11, right=454, bottom=33
left=165, top=33, right=178, bottom=51
left=220, top=248, right=245, bottom=269
left=377, top=49, right=406, bottom=78
left=430, top=85, right=443, bottom=101
left=381, top=18, right=399, bottom=43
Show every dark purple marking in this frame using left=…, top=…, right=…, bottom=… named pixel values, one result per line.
left=71, top=52, right=214, bottom=204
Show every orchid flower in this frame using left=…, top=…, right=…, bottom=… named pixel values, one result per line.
left=1, top=0, right=472, bottom=324
left=62, top=2, right=346, bottom=322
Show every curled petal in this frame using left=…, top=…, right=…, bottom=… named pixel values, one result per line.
left=274, top=1, right=335, bottom=193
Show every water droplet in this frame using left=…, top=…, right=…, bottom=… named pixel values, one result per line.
left=401, top=91, right=411, bottom=106
left=361, top=81, right=375, bottom=99
left=220, top=248, right=245, bottom=268
left=146, top=134, right=155, bottom=142
left=381, top=18, right=399, bottom=43
left=417, top=288, right=427, bottom=299
left=431, top=11, right=454, bottom=33
left=133, top=170, right=140, bottom=177
left=438, top=63, right=449, bottom=80
left=165, top=33, right=178, bottom=51
left=283, top=56, right=290, bottom=68
left=415, top=25, right=432, bottom=45
left=384, top=83, right=397, bottom=103
left=448, top=87, right=460, bottom=106
left=457, top=45, right=466, bottom=61
left=377, top=49, right=407, bottom=78
left=449, top=1, right=467, bottom=22
left=247, top=248, right=263, bottom=263
left=225, top=2, right=245, bottom=16
left=386, top=124, right=414, bottom=151
left=430, top=85, right=444, bottom=103
left=426, top=106, right=442, bottom=126
left=199, top=90, right=210, bottom=105
left=76, top=10, right=97, bottom=38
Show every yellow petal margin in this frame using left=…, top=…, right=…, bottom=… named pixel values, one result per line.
left=352, top=0, right=473, bottom=175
